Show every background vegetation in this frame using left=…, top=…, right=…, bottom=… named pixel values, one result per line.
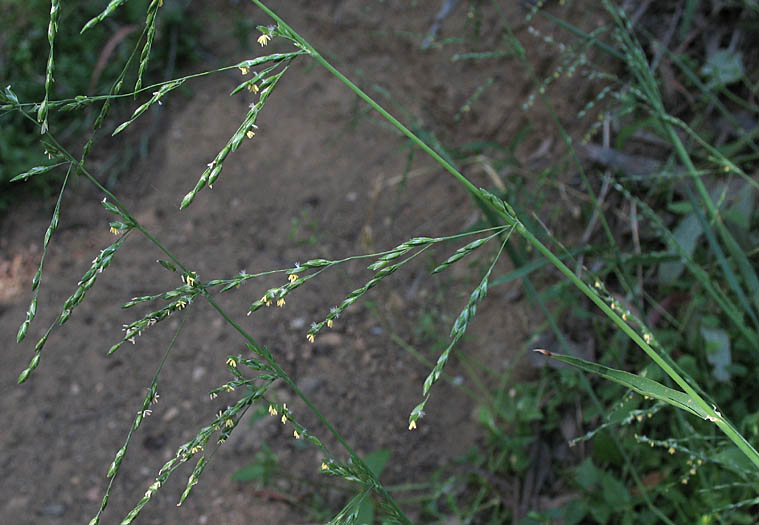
left=0, top=0, right=200, bottom=209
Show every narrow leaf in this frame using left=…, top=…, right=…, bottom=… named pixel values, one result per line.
left=11, top=162, right=67, bottom=182
left=156, top=259, right=177, bottom=273
left=532, top=349, right=710, bottom=420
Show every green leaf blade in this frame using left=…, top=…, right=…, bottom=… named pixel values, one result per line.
left=532, top=349, right=710, bottom=420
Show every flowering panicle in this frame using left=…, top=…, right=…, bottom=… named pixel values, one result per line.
left=256, top=24, right=277, bottom=47
left=36, top=0, right=60, bottom=135
left=15, top=170, right=74, bottom=356
left=113, top=79, right=186, bottom=136
left=247, top=258, right=332, bottom=313
left=305, top=263, right=399, bottom=342
left=107, top=275, right=201, bottom=355
left=17, top=233, right=131, bottom=384
left=367, top=236, right=437, bottom=272
left=408, top=234, right=511, bottom=431
left=103, top=198, right=136, bottom=236
left=121, top=363, right=277, bottom=521
left=181, top=52, right=306, bottom=210
left=566, top=401, right=663, bottom=448
left=302, top=236, right=450, bottom=343
left=431, top=236, right=493, bottom=274
left=319, top=460, right=361, bottom=483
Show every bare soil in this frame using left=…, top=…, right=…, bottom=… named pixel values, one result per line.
left=1, top=2, right=597, bottom=523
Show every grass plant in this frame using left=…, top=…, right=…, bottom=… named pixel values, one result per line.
left=5, top=0, right=759, bottom=522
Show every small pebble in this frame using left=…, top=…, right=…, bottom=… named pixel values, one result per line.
left=163, top=406, right=180, bottom=422
left=39, top=503, right=65, bottom=518
left=193, top=366, right=207, bottom=381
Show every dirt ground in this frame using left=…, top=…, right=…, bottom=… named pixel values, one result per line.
left=1, top=2, right=597, bottom=523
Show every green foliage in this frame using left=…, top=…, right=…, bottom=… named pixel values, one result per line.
left=232, top=444, right=278, bottom=486
left=496, top=1, right=759, bottom=522
left=0, top=0, right=200, bottom=211
left=400, top=1, right=759, bottom=522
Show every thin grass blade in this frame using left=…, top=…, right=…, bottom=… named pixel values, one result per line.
left=533, top=349, right=710, bottom=420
